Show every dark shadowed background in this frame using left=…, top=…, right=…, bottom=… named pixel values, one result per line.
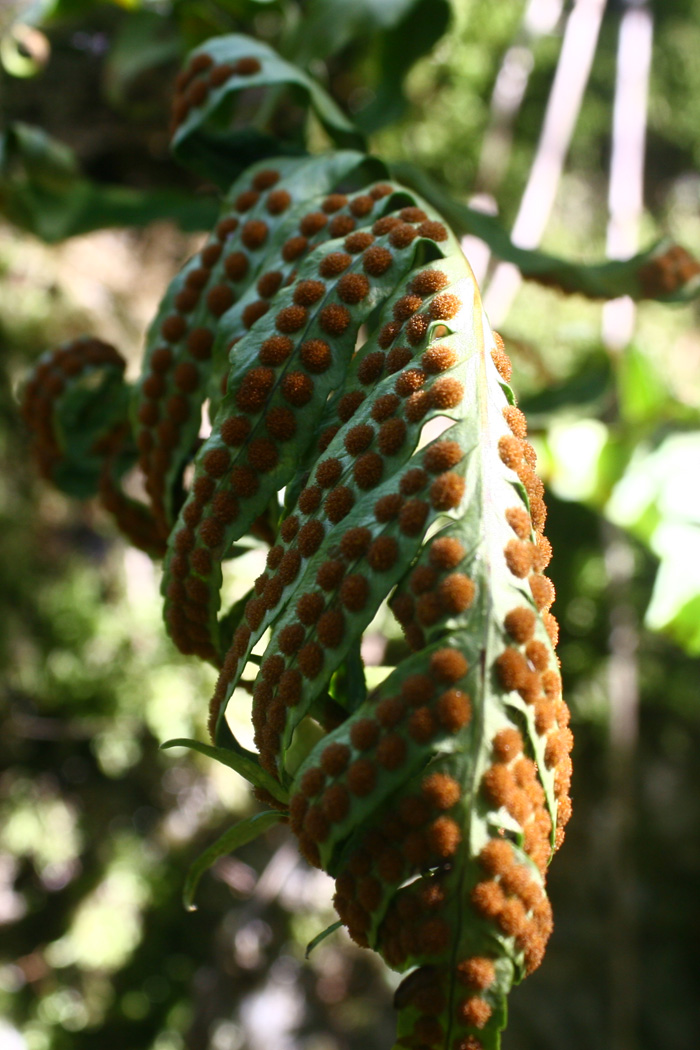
left=1, top=2, right=699, bottom=1049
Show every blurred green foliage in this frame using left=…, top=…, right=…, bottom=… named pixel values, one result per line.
left=1, top=1, right=700, bottom=1048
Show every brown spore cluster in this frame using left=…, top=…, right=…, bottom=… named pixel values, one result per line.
left=288, top=646, right=469, bottom=895
left=22, top=338, right=125, bottom=483
left=343, top=240, right=456, bottom=421
left=205, top=258, right=467, bottom=742
left=373, top=827, right=542, bottom=1047
left=136, top=165, right=290, bottom=539
left=22, top=339, right=164, bottom=556
left=171, top=51, right=263, bottom=134
left=470, top=836, right=553, bottom=976
left=212, top=431, right=465, bottom=773
left=637, top=243, right=700, bottom=298
left=391, top=529, right=475, bottom=651
left=30, top=151, right=578, bottom=1050
left=312, top=265, right=467, bottom=485
left=388, top=927, right=498, bottom=1047
left=246, top=423, right=470, bottom=758
left=393, top=954, right=500, bottom=1048
left=492, top=365, right=572, bottom=851
left=386, top=835, right=553, bottom=1046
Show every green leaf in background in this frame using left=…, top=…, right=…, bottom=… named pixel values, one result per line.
left=104, top=9, right=181, bottom=108
left=521, top=351, right=613, bottom=423
left=305, top=920, right=343, bottom=958
left=0, top=123, right=218, bottom=240
left=169, top=34, right=365, bottom=185
left=0, top=120, right=79, bottom=188
left=183, top=809, right=283, bottom=910
left=664, top=592, right=700, bottom=655
left=393, top=162, right=700, bottom=304
left=353, top=0, right=451, bottom=134
left=616, top=344, right=679, bottom=428
left=290, top=0, right=450, bottom=132
left=5, top=0, right=145, bottom=38
left=606, top=432, right=700, bottom=654
left=33, top=0, right=145, bottom=18
left=293, top=0, right=439, bottom=60
left=546, top=414, right=700, bottom=657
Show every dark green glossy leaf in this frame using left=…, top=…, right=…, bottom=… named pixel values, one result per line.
left=353, top=0, right=451, bottom=134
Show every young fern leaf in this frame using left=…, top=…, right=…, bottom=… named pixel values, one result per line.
left=20, top=337, right=164, bottom=556
left=21, top=337, right=131, bottom=498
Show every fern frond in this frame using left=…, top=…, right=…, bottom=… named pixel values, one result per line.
left=21, top=38, right=574, bottom=1045
left=278, top=261, right=571, bottom=1050
left=20, top=337, right=164, bottom=555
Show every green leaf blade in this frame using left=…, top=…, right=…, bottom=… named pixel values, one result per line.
left=305, top=920, right=343, bottom=958
left=183, top=810, right=283, bottom=910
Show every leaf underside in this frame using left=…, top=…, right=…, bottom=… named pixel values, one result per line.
left=20, top=34, right=576, bottom=1050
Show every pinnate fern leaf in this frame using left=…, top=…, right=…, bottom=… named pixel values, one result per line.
left=155, top=164, right=571, bottom=1049
left=133, top=151, right=381, bottom=541
left=20, top=39, right=574, bottom=1050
